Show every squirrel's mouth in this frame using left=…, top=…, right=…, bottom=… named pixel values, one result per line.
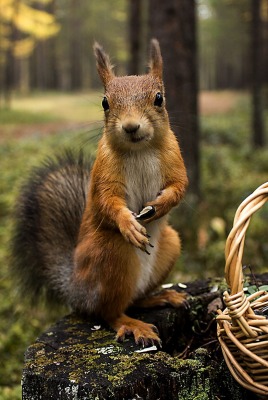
left=130, top=136, right=145, bottom=143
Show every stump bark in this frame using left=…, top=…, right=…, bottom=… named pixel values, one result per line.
left=23, top=276, right=268, bottom=399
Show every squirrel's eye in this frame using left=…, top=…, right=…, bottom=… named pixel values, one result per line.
left=154, top=92, right=163, bottom=107
left=102, top=97, right=109, bottom=111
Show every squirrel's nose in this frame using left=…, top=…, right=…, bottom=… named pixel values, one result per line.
left=122, top=122, right=140, bottom=134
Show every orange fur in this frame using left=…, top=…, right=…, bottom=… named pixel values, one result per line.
left=73, top=40, right=188, bottom=345
left=135, top=290, right=186, bottom=308
left=142, top=225, right=182, bottom=294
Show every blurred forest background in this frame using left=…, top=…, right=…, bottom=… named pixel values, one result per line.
left=0, top=0, right=268, bottom=398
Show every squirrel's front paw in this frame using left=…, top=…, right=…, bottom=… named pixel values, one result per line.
left=118, top=212, right=150, bottom=253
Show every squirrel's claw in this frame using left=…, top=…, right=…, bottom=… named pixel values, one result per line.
left=140, top=241, right=155, bottom=255
left=113, top=316, right=161, bottom=347
left=136, top=336, right=161, bottom=349
left=143, top=247, right=151, bottom=256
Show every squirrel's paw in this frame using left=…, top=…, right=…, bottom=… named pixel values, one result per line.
left=112, top=315, right=161, bottom=347
left=119, top=213, right=150, bottom=252
left=152, top=289, right=188, bottom=308
left=144, top=190, right=172, bottom=222
left=135, top=289, right=188, bottom=308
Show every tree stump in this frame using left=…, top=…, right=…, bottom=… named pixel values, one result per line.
left=23, top=276, right=268, bottom=399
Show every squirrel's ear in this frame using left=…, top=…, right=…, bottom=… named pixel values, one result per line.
left=149, top=39, right=163, bottom=80
left=93, top=42, right=114, bottom=88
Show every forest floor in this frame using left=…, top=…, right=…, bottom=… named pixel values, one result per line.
left=0, top=91, right=102, bottom=142
left=0, top=89, right=267, bottom=400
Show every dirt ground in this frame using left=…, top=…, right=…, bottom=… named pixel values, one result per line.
left=0, top=90, right=243, bottom=141
left=0, top=121, right=101, bottom=143
left=199, top=90, right=242, bottom=115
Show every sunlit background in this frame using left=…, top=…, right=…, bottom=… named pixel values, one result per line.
left=0, top=1, right=267, bottom=398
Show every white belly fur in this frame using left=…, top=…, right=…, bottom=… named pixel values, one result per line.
left=123, top=150, right=164, bottom=298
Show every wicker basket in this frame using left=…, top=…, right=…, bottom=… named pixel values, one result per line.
left=216, top=182, right=268, bottom=396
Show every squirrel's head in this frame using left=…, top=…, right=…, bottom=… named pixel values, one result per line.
left=94, top=39, right=169, bottom=152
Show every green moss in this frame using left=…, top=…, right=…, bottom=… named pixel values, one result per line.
left=150, top=351, right=217, bottom=400
left=159, top=352, right=201, bottom=371
left=106, top=353, right=149, bottom=386
left=90, top=329, right=110, bottom=339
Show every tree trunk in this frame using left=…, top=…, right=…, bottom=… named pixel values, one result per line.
left=69, top=0, right=82, bottom=90
left=251, top=0, right=265, bottom=147
left=2, top=0, right=21, bottom=108
left=128, top=0, right=142, bottom=75
left=46, top=0, right=58, bottom=89
left=148, top=0, right=200, bottom=197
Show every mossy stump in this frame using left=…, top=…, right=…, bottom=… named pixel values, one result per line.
left=23, top=279, right=267, bottom=399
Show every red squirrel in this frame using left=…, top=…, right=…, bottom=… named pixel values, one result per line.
left=11, top=40, right=188, bottom=346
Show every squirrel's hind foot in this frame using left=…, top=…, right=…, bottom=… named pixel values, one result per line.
left=111, top=314, right=161, bottom=347
left=135, top=289, right=188, bottom=309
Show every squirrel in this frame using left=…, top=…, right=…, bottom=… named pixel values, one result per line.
left=11, top=39, right=188, bottom=346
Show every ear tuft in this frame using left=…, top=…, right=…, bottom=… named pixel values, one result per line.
left=93, top=42, right=114, bottom=88
left=149, top=38, right=163, bottom=80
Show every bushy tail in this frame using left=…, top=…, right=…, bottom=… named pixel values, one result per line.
left=10, top=151, right=92, bottom=305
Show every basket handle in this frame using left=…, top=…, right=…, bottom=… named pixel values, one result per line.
left=224, top=182, right=268, bottom=296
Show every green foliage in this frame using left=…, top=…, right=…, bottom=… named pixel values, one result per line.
left=0, top=386, right=21, bottom=400
left=173, top=94, right=268, bottom=281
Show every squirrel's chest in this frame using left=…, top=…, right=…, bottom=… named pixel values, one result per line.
left=123, top=152, right=162, bottom=214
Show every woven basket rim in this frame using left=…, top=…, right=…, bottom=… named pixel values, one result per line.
left=225, top=182, right=268, bottom=294
left=217, top=182, right=268, bottom=396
